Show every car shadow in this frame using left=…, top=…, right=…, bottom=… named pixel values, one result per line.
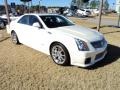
left=86, top=44, right=120, bottom=70
left=91, top=25, right=120, bottom=30
left=0, top=37, right=10, bottom=42
left=103, top=31, right=120, bottom=35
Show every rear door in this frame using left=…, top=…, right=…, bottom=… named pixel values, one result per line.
left=24, top=15, right=52, bottom=53
left=15, top=15, right=30, bottom=44
left=25, top=15, right=44, bottom=50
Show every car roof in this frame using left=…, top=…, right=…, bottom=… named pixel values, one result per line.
left=24, top=13, right=59, bottom=16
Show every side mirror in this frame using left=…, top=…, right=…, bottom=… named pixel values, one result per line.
left=32, top=22, right=41, bottom=28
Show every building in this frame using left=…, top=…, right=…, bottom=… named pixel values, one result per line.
left=116, top=0, right=120, bottom=13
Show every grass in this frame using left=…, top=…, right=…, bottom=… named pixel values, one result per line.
left=0, top=17, right=120, bottom=90
left=69, top=17, right=120, bottom=47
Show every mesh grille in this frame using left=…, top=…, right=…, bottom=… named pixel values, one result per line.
left=91, top=39, right=105, bottom=49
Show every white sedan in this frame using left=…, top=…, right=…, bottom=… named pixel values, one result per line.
left=76, top=9, right=90, bottom=16
left=7, top=14, right=107, bottom=67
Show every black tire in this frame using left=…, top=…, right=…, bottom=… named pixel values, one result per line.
left=0, top=22, right=5, bottom=29
left=11, top=31, right=20, bottom=44
left=50, top=43, right=70, bottom=66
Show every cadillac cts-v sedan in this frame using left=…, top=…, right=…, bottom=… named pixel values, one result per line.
left=7, top=14, right=107, bottom=67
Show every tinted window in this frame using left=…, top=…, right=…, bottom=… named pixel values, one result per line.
left=0, top=19, right=2, bottom=22
left=40, top=15, right=74, bottom=28
left=18, top=15, right=29, bottom=25
left=0, top=18, right=3, bottom=22
left=80, top=9, right=85, bottom=11
left=29, top=15, right=40, bottom=26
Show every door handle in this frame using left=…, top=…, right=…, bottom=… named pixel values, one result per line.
left=47, top=31, right=52, bottom=34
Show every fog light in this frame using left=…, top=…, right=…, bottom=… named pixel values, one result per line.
left=85, top=58, right=91, bottom=64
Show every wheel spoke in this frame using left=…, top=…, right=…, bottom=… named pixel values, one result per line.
left=51, top=45, right=66, bottom=64
left=58, top=56, right=63, bottom=63
left=11, top=32, right=19, bottom=44
left=0, top=23, right=4, bottom=28
left=12, top=34, right=16, bottom=42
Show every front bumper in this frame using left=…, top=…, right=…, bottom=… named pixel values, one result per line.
left=70, top=45, right=107, bottom=67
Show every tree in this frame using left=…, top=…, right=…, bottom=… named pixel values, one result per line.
left=103, top=0, right=109, bottom=10
left=77, top=0, right=83, bottom=8
left=20, top=0, right=31, bottom=2
left=76, top=0, right=89, bottom=8
left=83, top=0, right=89, bottom=3
left=20, top=0, right=31, bottom=6
left=20, top=0, right=32, bottom=13
left=90, top=0, right=100, bottom=9
left=31, top=5, right=39, bottom=12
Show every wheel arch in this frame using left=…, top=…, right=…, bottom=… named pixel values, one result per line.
left=11, top=30, right=21, bottom=44
left=49, top=41, right=71, bottom=65
left=49, top=41, right=67, bottom=51
left=11, top=30, right=19, bottom=38
left=49, top=41, right=71, bottom=59
left=11, top=30, right=15, bottom=34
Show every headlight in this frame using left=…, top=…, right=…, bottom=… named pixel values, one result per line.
left=75, top=38, right=89, bottom=51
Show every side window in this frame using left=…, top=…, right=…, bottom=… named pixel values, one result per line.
left=18, top=15, right=29, bottom=25
left=29, top=16, right=40, bottom=26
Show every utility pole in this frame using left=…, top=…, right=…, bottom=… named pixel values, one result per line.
left=117, top=6, right=120, bottom=27
left=116, top=0, right=120, bottom=27
left=97, top=0, right=104, bottom=32
left=28, top=1, right=30, bottom=13
left=31, top=0, right=32, bottom=13
left=39, top=0, right=42, bottom=13
left=4, top=0, right=10, bottom=25
left=39, top=0, right=40, bottom=13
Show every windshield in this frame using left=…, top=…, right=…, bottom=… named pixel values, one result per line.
left=40, top=15, right=74, bottom=28
left=80, top=9, right=85, bottom=11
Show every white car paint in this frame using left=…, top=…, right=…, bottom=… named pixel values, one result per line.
left=7, top=14, right=107, bottom=67
left=0, top=14, right=19, bottom=21
left=93, top=9, right=100, bottom=15
left=76, top=9, right=90, bottom=16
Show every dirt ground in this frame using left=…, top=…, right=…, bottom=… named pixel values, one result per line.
left=0, top=17, right=120, bottom=90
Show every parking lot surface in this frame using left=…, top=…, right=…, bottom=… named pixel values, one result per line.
left=0, top=18, right=120, bottom=90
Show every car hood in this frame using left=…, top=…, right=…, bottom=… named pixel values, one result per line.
left=54, top=25, right=103, bottom=42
